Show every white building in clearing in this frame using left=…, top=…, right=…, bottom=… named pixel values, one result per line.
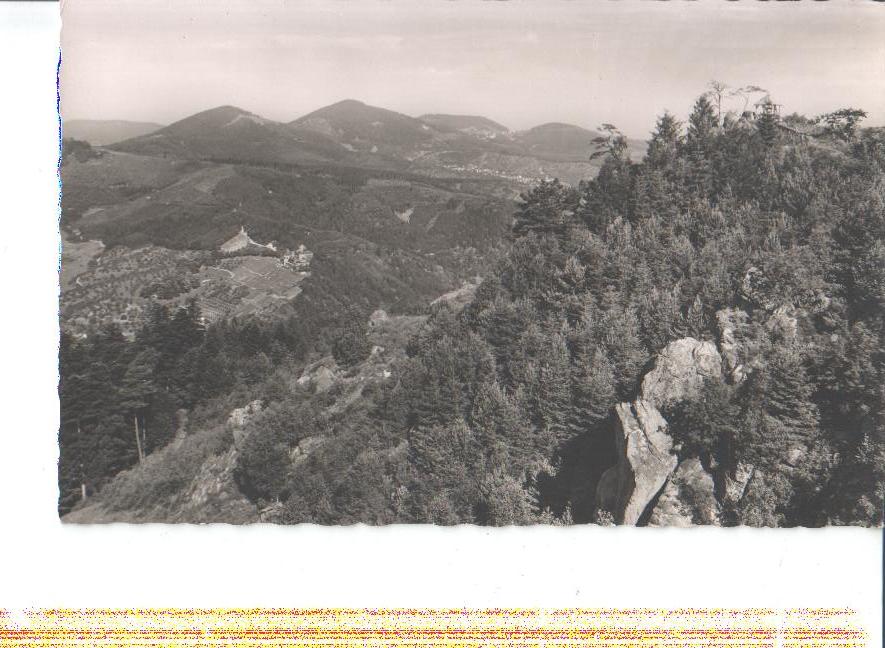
left=220, top=226, right=278, bottom=254
left=280, top=244, right=314, bottom=270
left=220, top=226, right=251, bottom=253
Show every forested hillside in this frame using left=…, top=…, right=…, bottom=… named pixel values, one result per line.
left=61, top=95, right=884, bottom=526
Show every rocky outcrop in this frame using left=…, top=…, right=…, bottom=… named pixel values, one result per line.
left=716, top=308, right=750, bottom=383
left=178, top=447, right=252, bottom=517
left=596, top=337, right=727, bottom=525
left=229, top=400, right=262, bottom=449
left=640, top=338, right=722, bottom=410
left=296, top=362, right=337, bottom=393
left=723, top=462, right=755, bottom=506
left=648, top=457, right=720, bottom=526
left=597, top=399, right=677, bottom=525
left=312, top=366, right=336, bottom=393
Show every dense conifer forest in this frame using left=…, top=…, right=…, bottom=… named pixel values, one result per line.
left=60, top=95, right=884, bottom=525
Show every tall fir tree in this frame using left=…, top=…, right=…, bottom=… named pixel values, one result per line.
left=512, top=179, right=577, bottom=239
left=536, top=330, right=572, bottom=448
left=684, top=95, right=719, bottom=197
left=646, top=111, right=682, bottom=170
left=762, top=345, right=820, bottom=447
left=568, top=344, right=616, bottom=438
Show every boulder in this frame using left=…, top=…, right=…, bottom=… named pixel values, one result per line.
left=647, top=457, right=720, bottom=526
left=596, top=399, right=678, bottom=525
left=295, top=359, right=338, bottom=393
left=723, top=462, right=755, bottom=505
left=784, top=446, right=806, bottom=468
left=640, top=338, right=723, bottom=410
left=228, top=399, right=262, bottom=429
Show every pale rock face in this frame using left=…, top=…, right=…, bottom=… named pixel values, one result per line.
left=395, top=207, right=414, bottom=223
left=724, top=462, right=755, bottom=506
left=648, top=457, right=720, bottom=526
left=184, top=447, right=239, bottom=509
left=313, top=366, right=336, bottom=393
left=597, top=399, right=678, bottom=525
left=640, top=338, right=723, bottom=410
left=228, top=399, right=263, bottom=449
left=596, top=337, right=731, bottom=525
left=784, top=446, right=806, bottom=468
left=296, top=361, right=337, bottom=393
left=716, top=308, right=750, bottom=383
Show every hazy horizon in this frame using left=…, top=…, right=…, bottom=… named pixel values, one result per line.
left=61, top=0, right=885, bottom=138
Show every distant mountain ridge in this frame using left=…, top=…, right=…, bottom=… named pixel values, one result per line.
left=419, top=113, right=509, bottom=135
left=63, top=119, right=165, bottom=146
left=290, top=99, right=441, bottom=154
left=87, top=100, right=650, bottom=189
left=515, top=122, right=602, bottom=159
left=110, top=105, right=352, bottom=165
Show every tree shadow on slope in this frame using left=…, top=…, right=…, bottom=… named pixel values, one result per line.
left=535, top=415, right=618, bottom=523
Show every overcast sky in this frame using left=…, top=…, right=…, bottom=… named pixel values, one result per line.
left=60, top=0, right=885, bottom=137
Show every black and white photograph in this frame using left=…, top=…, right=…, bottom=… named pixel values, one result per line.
left=56, top=0, right=884, bottom=527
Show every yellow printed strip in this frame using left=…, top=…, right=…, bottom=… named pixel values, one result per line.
left=0, top=608, right=867, bottom=648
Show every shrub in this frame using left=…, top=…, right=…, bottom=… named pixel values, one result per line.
left=99, top=425, right=232, bottom=513
left=331, top=309, right=372, bottom=368
left=233, top=400, right=324, bottom=503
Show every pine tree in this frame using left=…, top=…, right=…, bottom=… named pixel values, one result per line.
left=568, top=344, right=616, bottom=437
left=756, top=110, right=779, bottom=147
left=684, top=95, right=719, bottom=197
left=596, top=300, right=647, bottom=399
left=332, top=307, right=372, bottom=368
left=632, top=167, right=675, bottom=222
left=646, top=111, right=682, bottom=170
left=475, top=296, right=532, bottom=388
left=686, top=95, right=719, bottom=148
left=763, top=346, right=820, bottom=447
left=469, top=379, right=532, bottom=471
left=818, top=108, right=867, bottom=142
left=119, top=349, right=160, bottom=462
left=85, top=414, right=137, bottom=488
left=475, top=468, right=537, bottom=525
left=138, top=301, right=171, bottom=350
left=92, top=323, right=130, bottom=384
left=637, top=287, right=682, bottom=351
left=537, top=330, right=572, bottom=447
left=408, top=364, right=448, bottom=429
left=512, top=179, right=576, bottom=239
left=681, top=295, right=707, bottom=340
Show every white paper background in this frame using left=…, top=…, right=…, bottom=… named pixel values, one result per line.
left=0, top=4, right=879, bottom=643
